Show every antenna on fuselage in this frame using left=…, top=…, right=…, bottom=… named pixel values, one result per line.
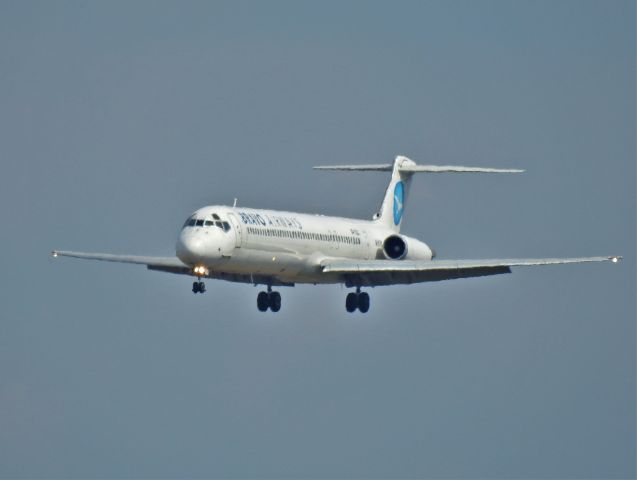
left=233, top=198, right=238, bottom=207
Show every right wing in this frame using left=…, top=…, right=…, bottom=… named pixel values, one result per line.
left=51, top=250, right=191, bottom=275
left=50, top=250, right=294, bottom=285
left=321, top=256, right=621, bottom=286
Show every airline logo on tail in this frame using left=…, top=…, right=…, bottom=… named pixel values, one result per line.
left=393, top=181, right=404, bottom=225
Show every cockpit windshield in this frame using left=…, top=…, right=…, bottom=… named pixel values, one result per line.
left=182, top=215, right=231, bottom=232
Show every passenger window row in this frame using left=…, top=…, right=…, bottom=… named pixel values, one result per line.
left=246, top=226, right=361, bottom=245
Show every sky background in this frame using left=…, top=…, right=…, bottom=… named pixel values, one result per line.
left=0, top=1, right=634, bottom=477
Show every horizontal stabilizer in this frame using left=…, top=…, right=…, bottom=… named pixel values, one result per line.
left=400, top=165, right=524, bottom=173
left=314, top=163, right=524, bottom=173
left=313, top=164, right=393, bottom=171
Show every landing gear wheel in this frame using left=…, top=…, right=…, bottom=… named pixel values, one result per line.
left=257, top=291, right=269, bottom=312
left=192, top=281, right=200, bottom=294
left=345, top=290, right=370, bottom=313
left=358, top=292, right=370, bottom=313
left=346, top=292, right=357, bottom=313
left=198, top=281, right=206, bottom=293
left=269, top=291, right=281, bottom=312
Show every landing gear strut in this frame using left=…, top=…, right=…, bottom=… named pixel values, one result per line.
left=192, top=280, right=206, bottom=294
left=257, top=286, right=282, bottom=312
left=346, top=287, right=370, bottom=313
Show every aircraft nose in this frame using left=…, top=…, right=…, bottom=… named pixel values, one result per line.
left=176, top=232, right=206, bottom=263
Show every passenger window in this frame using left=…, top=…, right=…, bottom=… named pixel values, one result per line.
left=196, top=219, right=204, bottom=227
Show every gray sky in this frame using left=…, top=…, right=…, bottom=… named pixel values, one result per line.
left=0, top=1, right=634, bottom=477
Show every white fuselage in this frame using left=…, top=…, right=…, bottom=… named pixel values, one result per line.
left=175, top=205, right=434, bottom=285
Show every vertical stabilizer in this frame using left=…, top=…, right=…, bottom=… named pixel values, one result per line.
left=374, top=156, right=415, bottom=233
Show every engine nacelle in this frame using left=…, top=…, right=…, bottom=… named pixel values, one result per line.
left=381, top=234, right=434, bottom=261
left=382, top=235, right=408, bottom=259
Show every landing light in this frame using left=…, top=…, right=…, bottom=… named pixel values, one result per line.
left=193, top=265, right=209, bottom=276
left=611, top=256, right=619, bottom=263
left=52, top=251, right=58, bottom=258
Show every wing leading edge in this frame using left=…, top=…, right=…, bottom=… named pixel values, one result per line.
left=321, top=256, right=621, bottom=287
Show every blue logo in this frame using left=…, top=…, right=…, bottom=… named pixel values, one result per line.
left=393, top=181, right=404, bottom=225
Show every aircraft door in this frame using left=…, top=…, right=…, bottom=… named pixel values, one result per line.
left=227, top=213, right=243, bottom=247
left=362, top=231, right=371, bottom=259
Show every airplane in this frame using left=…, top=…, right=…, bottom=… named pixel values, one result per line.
left=52, top=155, right=621, bottom=313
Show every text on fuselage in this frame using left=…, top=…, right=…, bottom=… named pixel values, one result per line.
left=237, top=211, right=303, bottom=230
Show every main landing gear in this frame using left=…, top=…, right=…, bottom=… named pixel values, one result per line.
left=192, top=280, right=206, bottom=294
left=346, top=287, right=370, bottom=313
left=257, top=286, right=281, bottom=312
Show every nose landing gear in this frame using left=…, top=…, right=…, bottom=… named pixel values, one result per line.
left=192, top=265, right=208, bottom=294
left=346, top=287, right=370, bottom=313
left=257, top=286, right=282, bottom=312
left=192, top=280, right=206, bottom=294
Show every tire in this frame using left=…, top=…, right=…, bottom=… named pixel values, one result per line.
left=346, top=292, right=357, bottom=313
left=358, top=292, right=370, bottom=313
left=199, top=282, right=206, bottom=293
left=192, top=282, right=200, bottom=294
left=257, top=291, right=269, bottom=312
left=270, top=291, right=281, bottom=312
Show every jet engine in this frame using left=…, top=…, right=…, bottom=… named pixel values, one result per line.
left=381, top=234, right=434, bottom=261
left=382, top=235, right=408, bottom=260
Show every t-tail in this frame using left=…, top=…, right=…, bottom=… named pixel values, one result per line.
left=314, top=155, right=524, bottom=232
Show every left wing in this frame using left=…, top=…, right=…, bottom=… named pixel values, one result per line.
left=322, top=256, right=621, bottom=286
left=52, top=250, right=191, bottom=275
